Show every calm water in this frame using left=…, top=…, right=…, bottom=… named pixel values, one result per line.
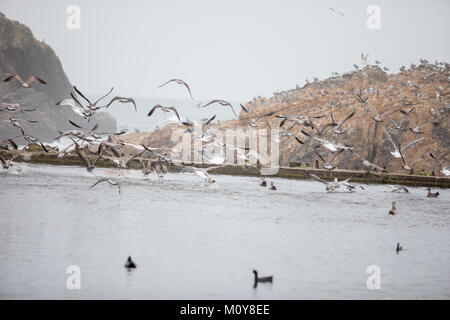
left=0, top=164, right=449, bottom=299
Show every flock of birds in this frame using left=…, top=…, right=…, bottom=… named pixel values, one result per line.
left=0, top=62, right=447, bottom=195
left=0, top=55, right=448, bottom=278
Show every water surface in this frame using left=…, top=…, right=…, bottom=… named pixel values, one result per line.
left=0, top=164, right=449, bottom=299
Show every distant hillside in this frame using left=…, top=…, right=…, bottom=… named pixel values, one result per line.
left=0, top=12, right=116, bottom=142
left=122, top=60, right=449, bottom=176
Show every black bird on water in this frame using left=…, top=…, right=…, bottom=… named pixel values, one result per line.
left=396, top=243, right=403, bottom=254
left=253, top=270, right=273, bottom=288
left=124, top=256, right=137, bottom=269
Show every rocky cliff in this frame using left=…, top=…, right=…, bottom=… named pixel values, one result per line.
left=124, top=60, right=449, bottom=176
left=0, top=12, right=116, bottom=143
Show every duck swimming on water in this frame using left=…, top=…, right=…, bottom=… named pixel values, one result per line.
left=260, top=178, right=267, bottom=187
left=253, top=270, right=273, bottom=288
left=269, top=181, right=276, bottom=190
left=396, top=243, right=403, bottom=253
left=426, top=188, right=439, bottom=198
left=124, top=256, right=137, bottom=269
left=388, top=201, right=398, bottom=215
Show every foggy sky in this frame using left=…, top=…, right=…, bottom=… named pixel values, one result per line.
left=1, top=0, right=449, bottom=101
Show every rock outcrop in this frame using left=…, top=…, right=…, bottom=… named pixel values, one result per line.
left=0, top=12, right=116, bottom=143
left=122, top=61, right=449, bottom=176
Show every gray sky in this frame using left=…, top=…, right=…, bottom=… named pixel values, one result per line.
left=1, top=0, right=449, bottom=101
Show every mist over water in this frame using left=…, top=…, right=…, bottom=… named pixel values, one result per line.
left=1, top=164, right=449, bottom=299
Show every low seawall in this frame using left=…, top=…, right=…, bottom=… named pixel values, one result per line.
left=2, top=150, right=449, bottom=188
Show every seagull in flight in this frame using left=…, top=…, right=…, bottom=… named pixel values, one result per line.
left=4, top=74, right=47, bottom=88
left=159, top=79, right=193, bottom=100
left=0, top=155, right=20, bottom=170
left=90, top=178, right=121, bottom=195
left=383, top=128, right=424, bottom=158
left=315, top=149, right=344, bottom=170
left=329, top=8, right=344, bottom=16
left=147, top=104, right=181, bottom=121
left=105, top=97, right=137, bottom=112
left=301, top=130, right=353, bottom=152
left=179, top=166, right=216, bottom=183
left=305, top=171, right=347, bottom=192
left=73, top=140, right=102, bottom=172
left=350, top=151, right=385, bottom=171
left=73, top=86, right=114, bottom=111
left=324, top=107, right=355, bottom=134
left=200, top=99, right=237, bottom=118
left=240, top=104, right=274, bottom=127
left=429, top=153, right=450, bottom=176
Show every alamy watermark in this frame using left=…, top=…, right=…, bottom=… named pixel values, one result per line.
left=366, top=265, right=381, bottom=290
left=66, top=5, right=81, bottom=30
left=366, top=5, right=381, bottom=30
left=170, top=124, right=280, bottom=175
left=66, top=265, right=81, bottom=290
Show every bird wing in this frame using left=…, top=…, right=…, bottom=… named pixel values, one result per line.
left=200, top=100, right=220, bottom=108
left=147, top=105, right=163, bottom=117
left=229, top=104, right=238, bottom=117
left=330, top=108, right=337, bottom=125
left=401, top=137, right=424, bottom=152
left=429, top=153, right=445, bottom=168
left=306, top=171, right=328, bottom=184
left=314, top=150, right=326, bottom=163
left=74, top=143, right=91, bottom=168
left=388, top=118, right=399, bottom=128
left=167, top=107, right=181, bottom=121
left=158, top=79, right=175, bottom=88
left=301, top=130, right=325, bottom=143
left=105, top=96, right=121, bottom=107
left=106, top=96, right=136, bottom=111
left=255, top=112, right=275, bottom=122
left=336, top=109, right=355, bottom=130
left=240, top=104, right=251, bottom=117
left=90, top=123, right=99, bottom=132
left=89, top=178, right=108, bottom=189
left=4, top=75, right=23, bottom=84
left=204, top=114, right=216, bottom=127
left=69, top=120, right=84, bottom=129
left=0, top=155, right=6, bottom=166
left=94, top=87, right=114, bottom=105
left=73, top=86, right=91, bottom=105
left=70, top=93, right=87, bottom=109
left=328, top=149, right=344, bottom=163
left=26, top=76, right=47, bottom=85
left=397, top=144, right=407, bottom=166
left=383, top=127, right=398, bottom=152
left=180, top=80, right=194, bottom=100
left=293, top=135, right=304, bottom=145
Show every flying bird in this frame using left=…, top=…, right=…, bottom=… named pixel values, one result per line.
left=384, top=128, right=424, bottom=158
left=0, top=155, right=19, bottom=170
left=159, top=79, right=193, bottom=100
left=105, top=96, right=137, bottom=112
left=147, top=104, right=181, bottom=121
left=325, top=107, right=355, bottom=134
left=302, top=130, right=353, bottom=152
left=429, top=153, right=450, bottom=176
left=240, top=104, right=274, bottom=127
left=4, top=74, right=47, bottom=88
left=315, top=149, right=344, bottom=170
left=73, top=141, right=102, bottom=172
left=90, top=178, right=121, bottom=195
left=200, top=99, right=237, bottom=117
left=329, top=8, right=344, bottom=16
